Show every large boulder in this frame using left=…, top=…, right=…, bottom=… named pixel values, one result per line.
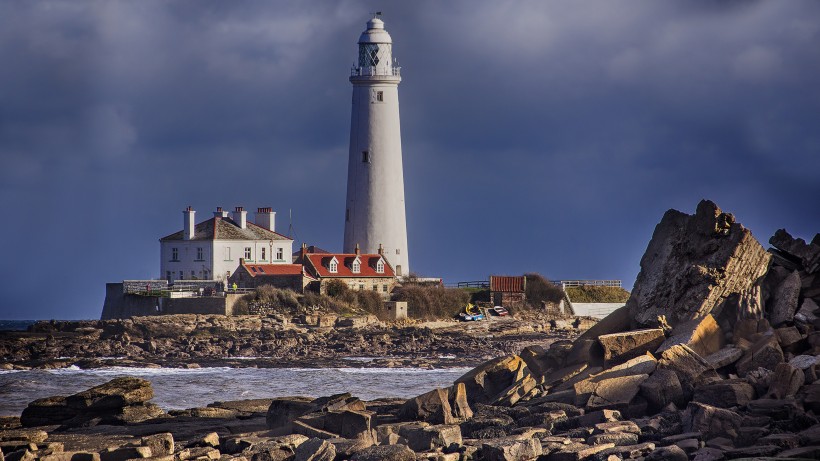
left=455, top=355, right=531, bottom=405
left=627, top=200, right=771, bottom=328
left=597, top=329, right=664, bottom=367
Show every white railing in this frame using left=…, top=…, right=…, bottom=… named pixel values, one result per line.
left=557, top=280, right=622, bottom=288
left=351, top=66, right=401, bottom=77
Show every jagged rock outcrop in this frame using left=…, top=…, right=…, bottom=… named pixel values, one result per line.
left=627, top=199, right=771, bottom=328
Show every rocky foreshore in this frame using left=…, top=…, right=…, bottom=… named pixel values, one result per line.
left=0, top=314, right=587, bottom=371
left=4, top=199, right=820, bottom=461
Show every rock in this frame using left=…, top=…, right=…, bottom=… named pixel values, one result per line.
left=66, top=377, right=153, bottom=410
left=39, top=452, right=100, bottom=461
left=398, top=388, right=455, bottom=424
left=476, top=437, right=542, bottom=461
left=448, top=382, right=473, bottom=421
left=349, top=444, right=415, bottom=461
left=628, top=200, right=771, bottom=328
left=597, top=329, right=665, bottom=367
left=769, top=228, right=820, bottom=273
left=573, top=354, right=657, bottom=406
left=777, top=445, right=820, bottom=459
left=682, top=402, right=743, bottom=440
left=585, top=374, right=649, bottom=414
left=564, top=339, right=605, bottom=367
left=576, top=409, right=621, bottom=427
left=99, top=447, right=152, bottom=461
left=0, top=430, right=48, bottom=444
left=187, top=432, right=219, bottom=448
left=802, top=382, right=820, bottom=413
left=398, top=424, right=461, bottom=452
left=736, top=333, right=785, bottom=377
left=765, top=362, right=805, bottom=399
left=455, top=355, right=531, bottom=405
left=266, top=397, right=315, bottom=432
left=703, top=346, right=743, bottom=369
left=586, top=432, right=639, bottom=446
left=657, top=315, right=723, bottom=358
left=140, top=434, right=173, bottom=456
left=590, top=442, right=655, bottom=460
left=293, top=438, right=335, bottom=461
left=20, top=396, right=77, bottom=427
left=639, top=368, right=684, bottom=411
left=519, top=345, right=554, bottom=382
left=693, top=379, right=755, bottom=408
left=657, top=344, right=720, bottom=399
left=644, top=444, right=688, bottom=461
left=769, top=270, right=802, bottom=326
left=775, top=325, right=805, bottom=352
left=549, top=442, right=615, bottom=461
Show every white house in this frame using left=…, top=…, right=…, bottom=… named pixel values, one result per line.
left=159, top=206, right=293, bottom=282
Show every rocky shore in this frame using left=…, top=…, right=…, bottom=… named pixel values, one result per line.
left=3, top=199, right=820, bottom=461
left=0, top=314, right=587, bottom=371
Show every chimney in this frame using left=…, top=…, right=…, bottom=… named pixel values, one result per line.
left=355, top=243, right=361, bottom=256
left=183, top=206, right=195, bottom=240
left=301, top=243, right=308, bottom=260
left=255, top=207, right=276, bottom=232
left=233, top=206, right=247, bottom=229
left=378, top=243, right=384, bottom=256
left=213, top=206, right=228, bottom=218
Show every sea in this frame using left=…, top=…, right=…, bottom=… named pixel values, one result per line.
left=0, top=365, right=472, bottom=417
left=0, top=320, right=36, bottom=331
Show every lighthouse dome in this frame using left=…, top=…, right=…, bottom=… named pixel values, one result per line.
left=358, top=18, right=393, bottom=44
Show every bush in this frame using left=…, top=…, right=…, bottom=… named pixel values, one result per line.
left=565, top=286, right=630, bottom=303
left=325, top=279, right=349, bottom=298
left=392, top=286, right=470, bottom=320
left=524, top=273, right=565, bottom=308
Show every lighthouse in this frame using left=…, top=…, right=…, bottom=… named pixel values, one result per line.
left=343, top=16, right=409, bottom=277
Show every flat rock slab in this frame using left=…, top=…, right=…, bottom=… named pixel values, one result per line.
left=586, top=374, right=649, bottom=412
left=598, top=329, right=665, bottom=367
left=704, top=346, right=743, bottom=369
left=658, top=314, right=723, bottom=358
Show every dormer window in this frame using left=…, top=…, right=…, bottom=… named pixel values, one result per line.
left=352, top=258, right=361, bottom=274
left=376, top=259, right=385, bottom=274
left=329, top=257, right=338, bottom=273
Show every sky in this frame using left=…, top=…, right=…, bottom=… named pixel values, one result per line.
left=1, top=1, right=819, bottom=320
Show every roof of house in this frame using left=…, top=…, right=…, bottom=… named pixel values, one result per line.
left=304, top=253, right=395, bottom=278
left=490, top=275, right=526, bottom=293
left=241, top=263, right=305, bottom=277
left=160, top=217, right=291, bottom=242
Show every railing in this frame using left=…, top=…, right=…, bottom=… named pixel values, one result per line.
left=555, top=280, right=622, bottom=288
left=351, top=66, right=401, bottom=77
left=451, top=281, right=490, bottom=289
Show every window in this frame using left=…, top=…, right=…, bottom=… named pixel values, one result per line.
left=261, top=247, right=266, bottom=260
left=166, top=271, right=171, bottom=281
left=376, top=91, right=383, bottom=102
left=359, top=284, right=364, bottom=291
left=244, top=247, right=252, bottom=259
left=396, top=248, right=400, bottom=255
left=362, top=151, right=370, bottom=163
left=276, top=248, right=283, bottom=260
left=191, top=271, right=195, bottom=278
left=224, top=247, right=231, bottom=261
left=179, top=271, right=183, bottom=280
left=171, top=248, right=179, bottom=261
left=372, top=285, right=378, bottom=291
left=383, top=284, right=388, bottom=292
left=329, top=259, right=338, bottom=273
left=396, top=265, right=402, bottom=276
left=196, top=247, right=204, bottom=261
left=352, top=260, right=361, bottom=273
left=346, top=209, right=350, bottom=222
left=376, top=259, right=384, bottom=273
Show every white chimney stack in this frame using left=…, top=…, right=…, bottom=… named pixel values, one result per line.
left=233, top=206, right=247, bottom=229
left=255, top=207, right=276, bottom=232
left=213, top=206, right=228, bottom=218
left=183, top=206, right=195, bottom=240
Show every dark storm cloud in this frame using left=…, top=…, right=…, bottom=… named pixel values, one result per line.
left=1, top=1, right=818, bottom=318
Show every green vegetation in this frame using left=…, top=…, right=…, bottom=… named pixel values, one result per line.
left=524, top=273, right=565, bottom=308
left=565, top=286, right=630, bottom=303
left=391, top=285, right=470, bottom=320
left=232, top=284, right=387, bottom=319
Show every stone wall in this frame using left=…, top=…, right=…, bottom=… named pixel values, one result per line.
left=101, top=283, right=242, bottom=319
left=318, top=277, right=397, bottom=297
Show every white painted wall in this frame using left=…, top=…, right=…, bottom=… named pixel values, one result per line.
left=160, top=239, right=292, bottom=282
left=570, top=303, right=625, bottom=319
left=343, top=18, right=409, bottom=276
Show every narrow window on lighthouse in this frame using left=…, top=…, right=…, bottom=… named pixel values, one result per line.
left=346, top=209, right=350, bottom=222
left=362, top=151, right=370, bottom=163
left=376, top=91, right=383, bottom=102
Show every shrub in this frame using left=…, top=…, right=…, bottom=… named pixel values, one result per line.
left=392, top=285, right=470, bottom=320
left=325, top=279, right=349, bottom=298
left=524, top=273, right=565, bottom=308
left=565, top=286, right=630, bottom=303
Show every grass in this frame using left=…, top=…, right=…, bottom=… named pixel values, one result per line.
left=565, top=286, right=630, bottom=303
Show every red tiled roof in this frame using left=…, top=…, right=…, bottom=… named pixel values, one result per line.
left=243, top=264, right=304, bottom=277
left=305, top=253, right=394, bottom=278
left=490, top=276, right=526, bottom=293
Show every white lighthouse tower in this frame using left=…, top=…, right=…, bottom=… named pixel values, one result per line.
left=343, top=15, right=409, bottom=276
